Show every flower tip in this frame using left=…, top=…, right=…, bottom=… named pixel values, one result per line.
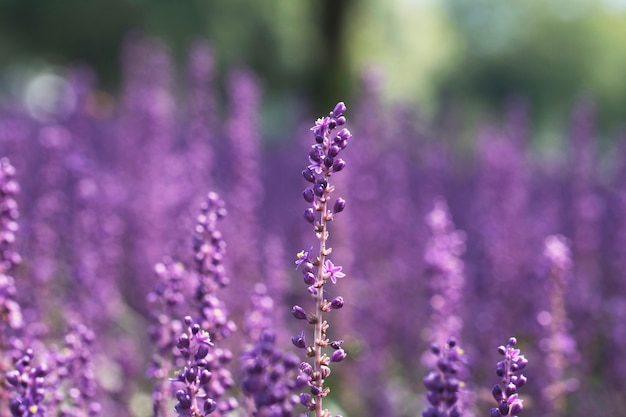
left=330, top=348, right=347, bottom=363
left=333, top=102, right=347, bottom=117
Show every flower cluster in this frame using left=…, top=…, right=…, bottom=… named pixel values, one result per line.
left=490, top=338, right=528, bottom=417
left=189, top=192, right=237, bottom=415
left=149, top=191, right=238, bottom=417
left=5, top=348, right=49, bottom=417
left=293, top=102, right=351, bottom=417
left=0, top=157, right=22, bottom=334
left=0, top=157, right=20, bottom=274
left=541, top=235, right=578, bottom=413
left=424, top=198, right=467, bottom=348
left=422, top=339, right=464, bottom=417
left=194, top=192, right=230, bottom=291
left=51, top=322, right=101, bottom=416
left=171, top=316, right=218, bottom=416
left=1, top=158, right=25, bottom=415
left=148, top=259, right=188, bottom=417
left=240, top=284, right=307, bottom=416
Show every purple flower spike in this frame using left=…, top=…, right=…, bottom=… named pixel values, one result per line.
left=423, top=339, right=465, bottom=417
left=490, top=337, right=528, bottom=417
left=294, top=102, right=352, bottom=416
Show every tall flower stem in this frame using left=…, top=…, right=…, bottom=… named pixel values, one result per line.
left=313, top=189, right=330, bottom=416
left=294, top=102, right=351, bottom=417
left=542, top=235, right=578, bottom=416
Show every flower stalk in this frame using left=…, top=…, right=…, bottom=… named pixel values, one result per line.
left=294, top=102, right=351, bottom=417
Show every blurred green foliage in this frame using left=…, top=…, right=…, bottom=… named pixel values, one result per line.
left=442, top=0, right=626, bottom=134
left=2, top=0, right=626, bottom=134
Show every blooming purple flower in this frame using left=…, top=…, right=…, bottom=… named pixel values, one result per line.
left=324, top=259, right=345, bottom=284
left=490, top=337, right=528, bottom=417
left=295, top=248, right=312, bottom=269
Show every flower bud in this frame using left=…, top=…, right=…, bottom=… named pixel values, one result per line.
left=505, top=382, right=517, bottom=396
left=195, top=344, right=209, bottom=360
left=199, top=369, right=212, bottom=385
left=333, top=198, right=346, bottom=213
left=333, top=102, right=347, bottom=117
left=5, top=370, right=19, bottom=386
left=492, top=384, right=504, bottom=401
left=185, top=367, right=197, bottom=383
left=177, top=333, right=190, bottom=349
left=330, top=296, right=344, bottom=310
left=204, top=399, right=217, bottom=415
left=303, top=272, right=315, bottom=285
left=309, top=148, right=322, bottom=163
left=332, top=158, right=346, bottom=172
left=291, top=305, right=307, bottom=320
left=510, top=400, right=523, bottom=414
left=313, top=184, right=325, bottom=197
left=498, top=401, right=509, bottom=416
left=337, top=128, right=352, bottom=140
left=302, top=169, right=316, bottom=183
left=304, top=208, right=315, bottom=224
left=330, top=340, right=344, bottom=349
left=303, top=188, right=315, bottom=203
left=292, top=332, right=306, bottom=349
left=330, top=349, right=347, bottom=363
left=299, top=393, right=312, bottom=406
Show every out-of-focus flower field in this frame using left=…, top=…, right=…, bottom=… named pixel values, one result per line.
left=2, top=2, right=626, bottom=417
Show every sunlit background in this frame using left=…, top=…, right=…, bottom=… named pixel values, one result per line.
left=2, top=0, right=626, bottom=144
left=2, top=2, right=626, bottom=417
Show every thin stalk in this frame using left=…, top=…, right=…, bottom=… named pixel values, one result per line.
left=314, top=184, right=330, bottom=417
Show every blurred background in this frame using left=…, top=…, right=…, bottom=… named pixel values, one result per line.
left=2, top=1, right=626, bottom=416
left=2, top=0, right=626, bottom=146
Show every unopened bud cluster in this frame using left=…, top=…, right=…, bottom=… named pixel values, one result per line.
left=490, top=337, right=528, bottom=417
left=171, top=316, right=222, bottom=416
left=422, top=338, right=464, bottom=417
left=6, top=348, right=49, bottom=417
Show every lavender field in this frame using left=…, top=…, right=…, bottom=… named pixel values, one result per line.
left=1, top=35, right=625, bottom=417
